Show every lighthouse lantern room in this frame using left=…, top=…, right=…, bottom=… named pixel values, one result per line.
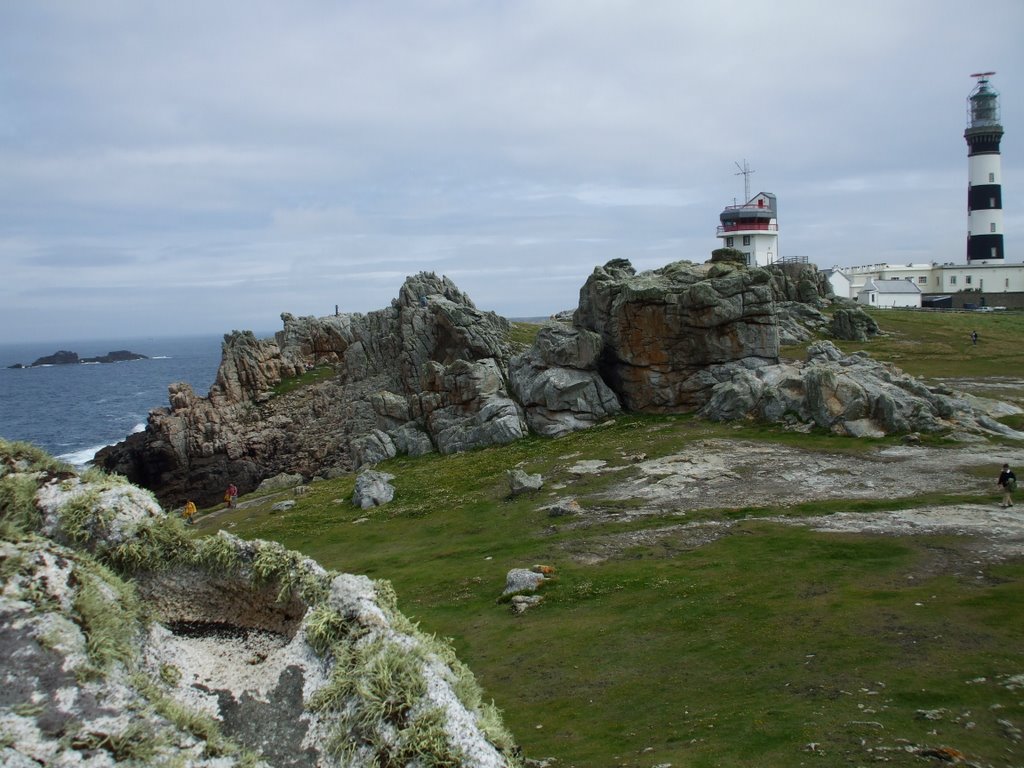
left=965, top=72, right=1005, bottom=262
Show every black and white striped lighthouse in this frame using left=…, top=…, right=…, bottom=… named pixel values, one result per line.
left=965, top=72, right=1005, bottom=262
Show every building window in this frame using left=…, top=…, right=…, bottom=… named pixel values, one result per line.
left=744, top=252, right=751, bottom=265
left=950, top=276, right=957, bottom=286
left=990, top=223, right=997, bottom=233
left=742, top=235, right=751, bottom=246
left=726, top=237, right=734, bottom=247
left=917, top=276, right=926, bottom=284
left=989, top=172, right=995, bottom=182
left=966, top=276, right=972, bottom=285
left=1007, top=279, right=1010, bottom=288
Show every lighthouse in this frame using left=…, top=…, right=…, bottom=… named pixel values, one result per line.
left=716, top=192, right=779, bottom=267
left=965, top=72, right=1005, bottom=262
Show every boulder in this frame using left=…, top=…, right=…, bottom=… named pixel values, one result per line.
left=503, top=568, right=546, bottom=595
left=256, top=472, right=305, bottom=493
left=352, top=469, right=397, bottom=509
left=508, top=469, right=544, bottom=496
left=831, top=306, right=880, bottom=341
left=271, top=499, right=297, bottom=512
left=509, top=324, right=621, bottom=437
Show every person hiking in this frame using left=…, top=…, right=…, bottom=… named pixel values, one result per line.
left=183, top=500, right=197, bottom=525
left=997, top=463, right=1017, bottom=508
left=225, top=483, right=238, bottom=509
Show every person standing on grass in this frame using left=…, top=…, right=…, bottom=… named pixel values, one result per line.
left=971, top=330, right=979, bottom=346
left=183, top=500, right=197, bottom=525
left=998, top=463, right=1016, bottom=508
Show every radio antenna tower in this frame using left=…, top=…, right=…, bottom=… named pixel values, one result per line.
left=735, top=160, right=755, bottom=203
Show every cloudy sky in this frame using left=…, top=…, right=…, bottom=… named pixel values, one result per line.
left=2, top=1, right=1023, bottom=343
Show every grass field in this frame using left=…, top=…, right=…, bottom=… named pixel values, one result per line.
left=199, top=309, right=1024, bottom=767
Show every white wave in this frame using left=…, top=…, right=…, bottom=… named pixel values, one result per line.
left=56, top=425, right=146, bottom=468
left=151, top=355, right=171, bottom=359
left=57, top=444, right=110, bottom=468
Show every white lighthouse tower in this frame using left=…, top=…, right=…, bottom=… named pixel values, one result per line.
left=965, top=72, right=1005, bottom=262
left=716, top=161, right=779, bottom=267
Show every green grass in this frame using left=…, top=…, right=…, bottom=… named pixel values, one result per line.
left=208, top=409, right=1024, bottom=767
left=783, top=307, right=1024, bottom=380
left=272, top=365, right=337, bottom=396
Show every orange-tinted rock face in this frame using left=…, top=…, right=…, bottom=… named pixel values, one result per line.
left=574, top=259, right=779, bottom=412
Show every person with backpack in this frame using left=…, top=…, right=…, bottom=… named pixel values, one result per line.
left=998, top=463, right=1017, bottom=508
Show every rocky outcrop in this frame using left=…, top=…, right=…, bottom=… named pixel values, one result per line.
left=508, top=324, right=621, bottom=436
left=0, top=441, right=521, bottom=768
left=698, top=341, right=1023, bottom=439
left=97, top=272, right=522, bottom=507
left=96, top=259, right=1019, bottom=508
left=764, top=262, right=833, bottom=306
left=573, top=258, right=779, bottom=412
left=830, top=306, right=881, bottom=341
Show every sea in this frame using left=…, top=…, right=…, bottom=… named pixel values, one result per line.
left=0, top=335, right=226, bottom=467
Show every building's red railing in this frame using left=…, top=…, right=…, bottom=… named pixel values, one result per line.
left=717, top=222, right=778, bottom=234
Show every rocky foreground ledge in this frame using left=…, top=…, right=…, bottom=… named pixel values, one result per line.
left=0, top=440, right=521, bottom=767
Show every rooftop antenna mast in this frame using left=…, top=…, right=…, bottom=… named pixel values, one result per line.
left=735, top=159, right=755, bottom=203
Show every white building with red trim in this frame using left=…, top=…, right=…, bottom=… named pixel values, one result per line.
left=716, top=192, right=779, bottom=267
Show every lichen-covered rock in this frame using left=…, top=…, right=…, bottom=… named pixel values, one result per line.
left=352, top=469, right=396, bottom=509
left=698, top=341, right=1024, bottom=439
left=509, top=324, right=621, bottom=437
left=0, top=441, right=522, bottom=768
left=574, top=259, right=779, bottom=412
left=831, top=306, right=880, bottom=341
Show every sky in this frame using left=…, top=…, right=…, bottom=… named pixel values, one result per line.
left=2, top=1, right=1023, bottom=344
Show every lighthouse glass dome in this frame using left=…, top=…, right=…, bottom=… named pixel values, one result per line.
left=969, top=80, right=1001, bottom=127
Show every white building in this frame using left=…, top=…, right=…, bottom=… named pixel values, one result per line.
left=716, top=192, right=779, bottom=267
left=822, top=268, right=853, bottom=299
left=857, top=278, right=922, bottom=308
left=839, top=262, right=1024, bottom=296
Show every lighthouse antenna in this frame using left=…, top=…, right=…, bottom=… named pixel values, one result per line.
left=734, top=159, right=755, bottom=203
left=970, top=71, right=996, bottom=80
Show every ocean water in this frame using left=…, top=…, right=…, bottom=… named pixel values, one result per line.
left=0, top=335, right=225, bottom=467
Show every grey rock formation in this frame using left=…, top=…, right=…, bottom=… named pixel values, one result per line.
left=830, top=306, right=881, bottom=341
left=1, top=443, right=520, bottom=768
left=509, top=324, right=621, bottom=436
left=764, top=262, right=833, bottom=306
left=256, top=472, right=306, bottom=493
left=97, top=272, right=520, bottom=507
left=698, top=340, right=1024, bottom=438
left=574, top=259, right=779, bottom=412
left=352, top=469, right=397, bottom=509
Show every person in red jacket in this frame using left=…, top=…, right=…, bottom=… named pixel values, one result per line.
left=225, top=483, right=238, bottom=509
